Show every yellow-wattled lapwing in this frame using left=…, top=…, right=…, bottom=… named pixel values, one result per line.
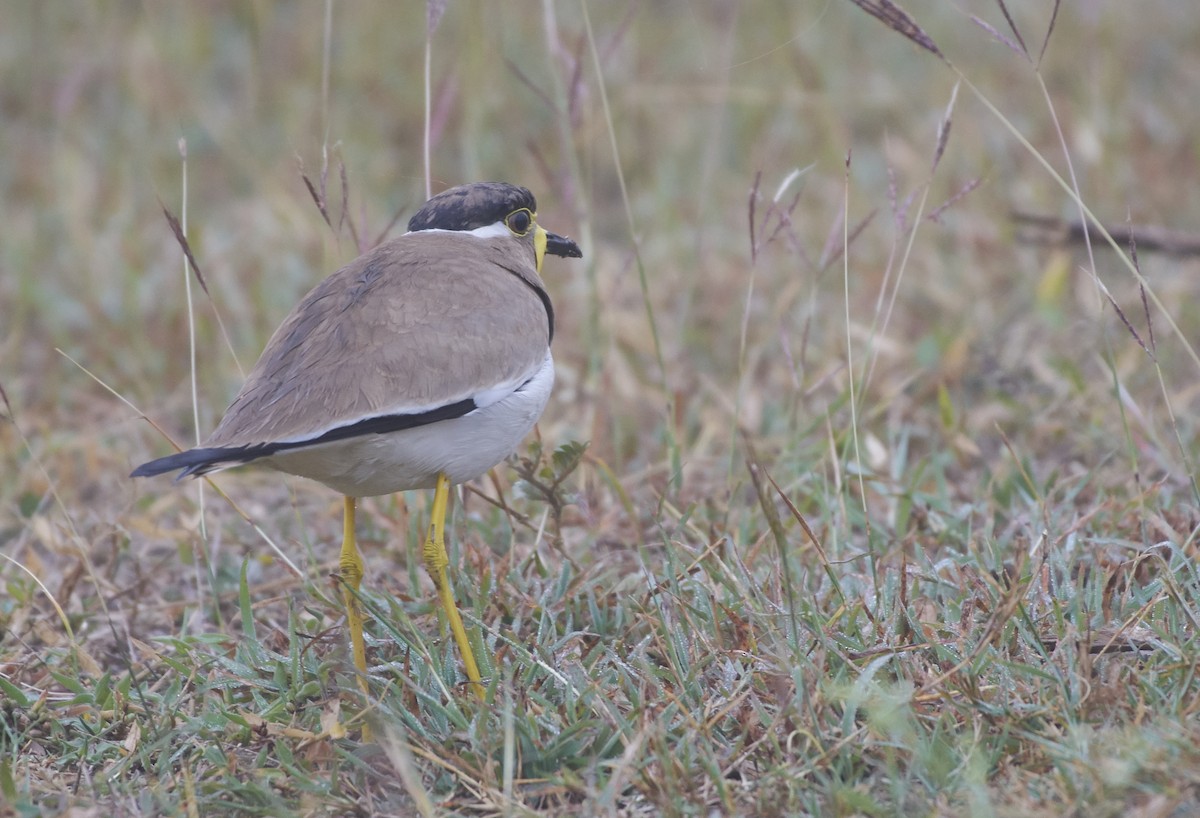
left=132, top=181, right=581, bottom=714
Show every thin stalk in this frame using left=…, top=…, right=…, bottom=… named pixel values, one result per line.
left=580, top=0, right=681, bottom=490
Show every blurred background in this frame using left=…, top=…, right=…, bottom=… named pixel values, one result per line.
left=4, top=3, right=1199, bottom=495
left=3, top=1, right=1199, bottom=813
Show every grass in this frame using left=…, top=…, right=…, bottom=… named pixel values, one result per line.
left=3, top=1, right=1200, bottom=815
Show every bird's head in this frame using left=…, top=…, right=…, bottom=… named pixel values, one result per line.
left=407, top=182, right=582, bottom=273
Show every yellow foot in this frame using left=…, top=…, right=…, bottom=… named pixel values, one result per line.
left=338, top=496, right=372, bottom=739
left=423, top=474, right=485, bottom=699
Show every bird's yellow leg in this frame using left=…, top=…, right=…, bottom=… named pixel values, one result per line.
left=422, top=473, right=484, bottom=699
left=338, top=496, right=372, bottom=738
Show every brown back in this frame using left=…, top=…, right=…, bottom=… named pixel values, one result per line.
left=206, top=230, right=551, bottom=448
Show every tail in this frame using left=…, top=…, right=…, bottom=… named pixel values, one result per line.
left=130, top=445, right=272, bottom=480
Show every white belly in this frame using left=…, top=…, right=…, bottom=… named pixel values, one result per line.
left=264, top=353, right=554, bottom=497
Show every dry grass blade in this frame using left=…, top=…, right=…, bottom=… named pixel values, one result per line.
left=580, top=0, right=680, bottom=489
left=161, top=189, right=245, bottom=379
left=159, top=202, right=209, bottom=296
left=423, top=1, right=444, bottom=198
left=845, top=0, right=944, bottom=61
left=931, top=80, right=959, bottom=172
left=1039, top=0, right=1062, bottom=65
left=371, top=200, right=411, bottom=249
left=741, top=436, right=788, bottom=556
left=299, top=149, right=364, bottom=249
left=741, top=433, right=802, bottom=647
left=300, top=166, right=333, bottom=229
left=425, top=0, right=446, bottom=36
left=748, top=170, right=761, bottom=264
left=759, top=176, right=807, bottom=254
left=970, top=16, right=1027, bottom=61
left=503, top=57, right=557, bottom=110
left=761, top=172, right=807, bottom=261
left=928, top=177, right=982, bottom=223
left=918, top=547, right=1032, bottom=696
left=337, top=157, right=351, bottom=245
left=641, top=535, right=727, bottom=603
left=1130, top=225, right=1156, bottom=354
left=760, top=460, right=847, bottom=608
left=818, top=207, right=877, bottom=273
left=0, top=554, right=77, bottom=644
left=382, top=727, right=437, bottom=818
left=57, top=348, right=305, bottom=577
left=993, top=0, right=1030, bottom=60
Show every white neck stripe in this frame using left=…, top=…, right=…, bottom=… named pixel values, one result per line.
left=405, top=221, right=511, bottom=239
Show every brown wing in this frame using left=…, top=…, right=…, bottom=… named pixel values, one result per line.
left=205, top=231, right=550, bottom=448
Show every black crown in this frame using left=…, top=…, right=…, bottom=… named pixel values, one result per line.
left=408, top=182, right=537, bottom=233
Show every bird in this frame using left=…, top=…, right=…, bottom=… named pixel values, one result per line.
left=132, top=181, right=582, bottom=719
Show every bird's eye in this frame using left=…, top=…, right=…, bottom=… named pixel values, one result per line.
left=505, top=209, right=533, bottom=236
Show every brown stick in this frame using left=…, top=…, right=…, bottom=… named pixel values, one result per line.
left=1012, top=210, right=1200, bottom=257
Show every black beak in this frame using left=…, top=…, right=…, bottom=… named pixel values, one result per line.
left=545, top=231, right=583, bottom=259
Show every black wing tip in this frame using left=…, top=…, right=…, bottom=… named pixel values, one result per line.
left=130, top=447, right=255, bottom=480
left=130, top=460, right=174, bottom=479
left=130, top=399, right=486, bottom=481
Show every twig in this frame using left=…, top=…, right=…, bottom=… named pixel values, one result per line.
left=1012, top=211, right=1200, bottom=257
